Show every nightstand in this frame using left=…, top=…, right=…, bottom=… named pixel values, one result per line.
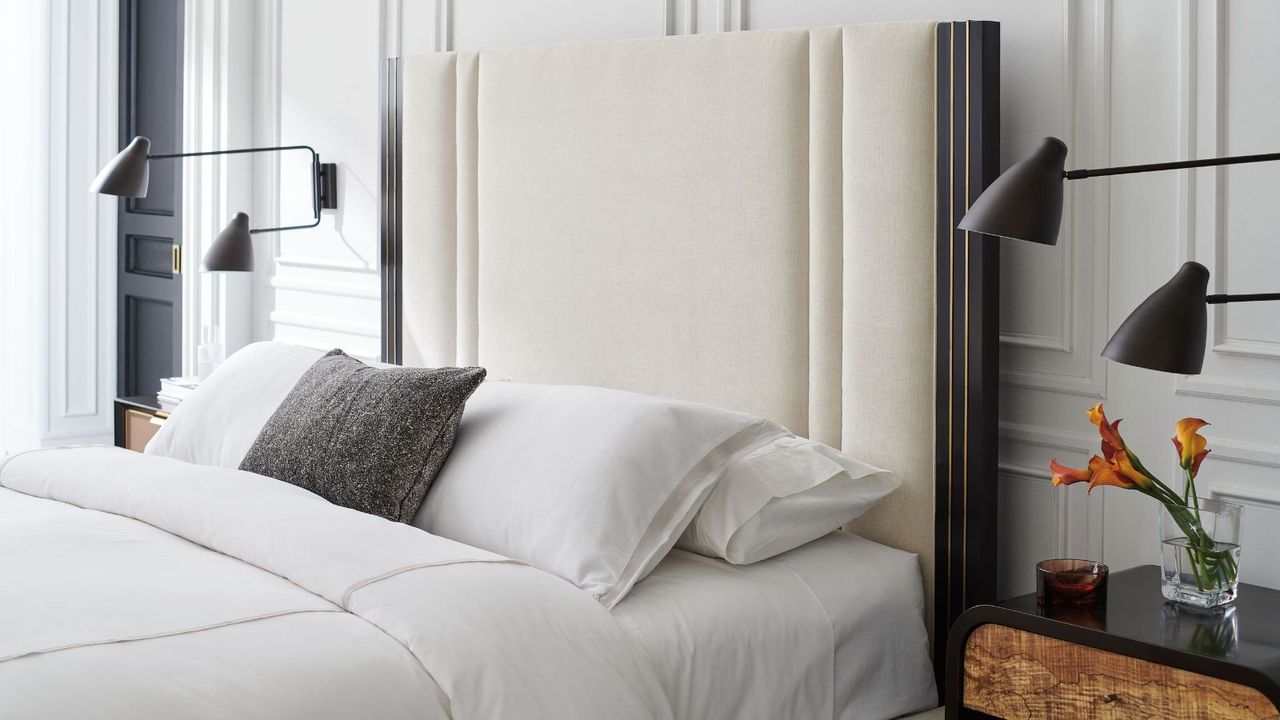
left=946, top=565, right=1280, bottom=719
left=113, top=395, right=169, bottom=452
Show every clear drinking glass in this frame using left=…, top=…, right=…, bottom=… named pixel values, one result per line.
left=1159, top=497, right=1244, bottom=608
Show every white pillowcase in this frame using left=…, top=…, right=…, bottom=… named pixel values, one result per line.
left=677, top=434, right=900, bottom=565
left=413, top=382, right=785, bottom=608
left=145, top=342, right=324, bottom=468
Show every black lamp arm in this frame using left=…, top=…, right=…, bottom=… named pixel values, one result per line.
left=1207, top=292, right=1280, bottom=305
left=147, top=144, right=337, bottom=234
left=1064, top=151, right=1280, bottom=180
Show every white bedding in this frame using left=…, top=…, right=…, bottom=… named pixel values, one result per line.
left=614, top=533, right=937, bottom=720
left=0, top=446, right=671, bottom=719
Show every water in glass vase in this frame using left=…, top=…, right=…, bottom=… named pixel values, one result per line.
left=1160, top=536, right=1243, bottom=608
left=1158, top=497, right=1244, bottom=609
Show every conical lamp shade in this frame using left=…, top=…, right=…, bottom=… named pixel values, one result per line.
left=202, top=212, right=254, bottom=272
left=958, top=137, right=1068, bottom=245
left=1102, top=261, right=1209, bottom=374
left=90, top=136, right=151, bottom=197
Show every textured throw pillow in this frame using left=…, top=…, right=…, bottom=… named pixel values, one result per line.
left=240, top=350, right=486, bottom=522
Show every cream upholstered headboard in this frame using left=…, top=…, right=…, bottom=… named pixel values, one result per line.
left=379, top=21, right=999, bottom=671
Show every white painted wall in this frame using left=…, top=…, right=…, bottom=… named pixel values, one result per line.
left=238, top=0, right=1280, bottom=595
left=254, top=0, right=384, bottom=363
left=0, top=0, right=118, bottom=453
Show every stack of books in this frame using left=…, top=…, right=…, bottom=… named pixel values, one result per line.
left=157, top=377, right=201, bottom=411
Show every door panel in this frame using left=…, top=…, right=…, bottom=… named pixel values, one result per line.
left=117, top=0, right=183, bottom=396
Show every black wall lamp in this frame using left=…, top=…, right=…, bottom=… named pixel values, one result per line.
left=959, top=136, right=1280, bottom=374
left=91, top=136, right=337, bottom=272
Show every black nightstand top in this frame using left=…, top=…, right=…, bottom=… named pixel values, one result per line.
left=947, top=565, right=1280, bottom=709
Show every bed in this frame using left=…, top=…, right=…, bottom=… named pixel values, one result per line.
left=1, top=20, right=998, bottom=720
left=615, top=533, right=935, bottom=718
left=380, top=15, right=999, bottom=694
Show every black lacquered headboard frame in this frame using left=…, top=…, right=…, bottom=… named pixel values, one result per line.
left=934, top=19, right=1000, bottom=682
left=380, top=57, right=403, bottom=366
left=379, top=22, right=1001, bottom=683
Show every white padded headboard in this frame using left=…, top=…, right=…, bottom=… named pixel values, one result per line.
left=380, top=21, right=1000, bottom=661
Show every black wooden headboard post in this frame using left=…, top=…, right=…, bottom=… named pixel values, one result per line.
left=934, top=19, right=1000, bottom=681
left=380, top=57, right=403, bottom=366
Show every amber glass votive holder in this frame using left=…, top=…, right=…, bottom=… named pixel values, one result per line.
left=1036, top=559, right=1108, bottom=608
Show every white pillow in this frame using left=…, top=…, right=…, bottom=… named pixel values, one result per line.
left=676, top=435, right=900, bottom=564
left=145, top=342, right=324, bottom=467
left=413, top=382, right=785, bottom=608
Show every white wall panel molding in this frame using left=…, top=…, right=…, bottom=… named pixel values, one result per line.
left=1207, top=437, right=1280, bottom=589
left=1080, top=0, right=1113, bottom=403
left=1173, top=0, right=1280, bottom=406
left=268, top=311, right=380, bottom=338
left=996, top=461, right=1062, bottom=598
left=999, top=421, right=1094, bottom=456
left=382, top=0, right=402, bottom=57
left=48, top=0, right=118, bottom=439
left=182, top=0, right=218, bottom=373
left=665, top=0, right=699, bottom=35
left=1212, top=479, right=1280, bottom=510
left=274, top=254, right=376, bottom=273
left=1177, top=374, right=1280, bottom=407
left=998, top=419, right=1105, bottom=576
left=1, top=0, right=117, bottom=450
left=998, top=0, right=1110, bottom=400
left=999, top=0, right=1076, bottom=357
left=719, top=0, right=746, bottom=32
left=1000, top=368, right=1103, bottom=398
left=1211, top=340, right=1280, bottom=361
left=251, top=0, right=282, bottom=343
left=998, top=462, right=1065, bottom=553
left=183, top=0, right=256, bottom=372
left=1210, top=437, right=1280, bottom=471
left=434, top=0, right=452, bottom=52
left=268, top=276, right=380, bottom=301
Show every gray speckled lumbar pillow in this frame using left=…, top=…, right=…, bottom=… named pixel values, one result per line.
left=239, top=349, right=486, bottom=522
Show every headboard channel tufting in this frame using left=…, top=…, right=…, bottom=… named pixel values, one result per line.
left=379, top=20, right=1000, bottom=679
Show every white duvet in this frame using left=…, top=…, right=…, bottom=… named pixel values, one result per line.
left=0, top=446, right=672, bottom=719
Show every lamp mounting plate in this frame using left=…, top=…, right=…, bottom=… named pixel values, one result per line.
left=317, top=162, right=338, bottom=210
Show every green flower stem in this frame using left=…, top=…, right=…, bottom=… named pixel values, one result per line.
left=1182, top=467, right=1211, bottom=585
left=1126, top=449, right=1234, bottom=592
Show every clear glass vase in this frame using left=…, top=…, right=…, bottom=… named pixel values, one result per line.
left=1159, top=497, right=1244, bottom=608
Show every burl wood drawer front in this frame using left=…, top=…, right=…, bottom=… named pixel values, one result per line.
left=123, top=409, right=164, bottom=452
left=963, top=623, right=1279, bottom=719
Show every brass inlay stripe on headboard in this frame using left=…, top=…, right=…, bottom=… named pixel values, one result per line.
left=963, top=19, right=972, bottom=610
left=946, top=20, right=956, bottom=626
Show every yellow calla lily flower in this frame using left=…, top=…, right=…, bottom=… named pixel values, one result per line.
left=1172, top=417, right=1211, bottom=477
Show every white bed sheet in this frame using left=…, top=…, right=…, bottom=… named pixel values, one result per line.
left=612, top=532, right=937, bottom=720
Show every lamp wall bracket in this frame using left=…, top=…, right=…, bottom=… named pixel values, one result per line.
left=317, top=161, right=338, bottom=210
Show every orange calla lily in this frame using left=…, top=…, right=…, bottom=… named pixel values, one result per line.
left=1048, top=404, right=1233, bottom=592
left=1087, top=403, right=1126, bottom=461
left=1106, top=451, right=1154, bottom=492
left=1050, top=453, right=1154, bottom=494
left=1086, top=455, right=1136, bottom=492
left=1050, top=458, right=1092, bottom=487
left=1173, top=417, right=1211, bottom=477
